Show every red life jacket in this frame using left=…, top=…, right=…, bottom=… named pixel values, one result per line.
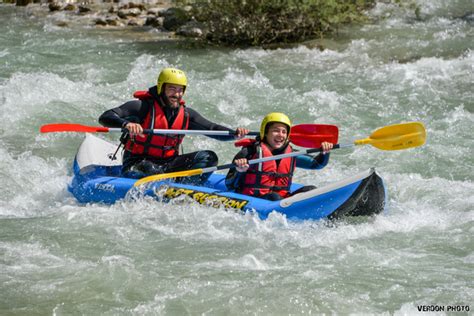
left=239, top=140, right=296, bottom=198
left=124, top=91, right=189, bottom=159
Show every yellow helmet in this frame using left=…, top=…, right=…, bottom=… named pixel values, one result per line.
left=157, top=68, right=187, bottom=94
left=260, top=112, right=291, bottom=139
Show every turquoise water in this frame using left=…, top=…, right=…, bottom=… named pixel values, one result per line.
left=0, top=1, right=473, bottom=314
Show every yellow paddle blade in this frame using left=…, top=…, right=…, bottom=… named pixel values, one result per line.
left=133, top=168, right=204, bottom=187
left=354, top=122, right=426, bottom=150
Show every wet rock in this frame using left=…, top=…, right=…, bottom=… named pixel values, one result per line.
left=14, top=1, right=181, bottom=37
left=16, top=0, right=32, bottom=6
left=78, top=5, right=91, bottom=14
left=147, top=7, right=163, bottom=16
left=127, top=18, right=140, bottom=26
left=48, top=2, right=61, bottom=11
left=106, top=15, right=121, bottom=26
left=127, top=2, right=145, bottom=11
left=63, top=3, right=75, bottom=11
left=95, top=17, right=107, bottom=26
left=117, top=2, right=145, bottom=11
left=176, top=20, right=206, bottom=38
left=117, top=8, right=141, bottom=19
left=145, top=15, right=164, bottom=28
left=161, top=7, right=189, bottom=31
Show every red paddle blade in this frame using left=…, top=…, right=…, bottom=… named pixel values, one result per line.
left=233, top=124, right=338, bottom=148
left=40, top=123, right=109, bottom=133
left=290, top=124, right=338, bottom=148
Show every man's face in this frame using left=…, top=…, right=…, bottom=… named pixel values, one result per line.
left=164, top=84, right=184, bottom=108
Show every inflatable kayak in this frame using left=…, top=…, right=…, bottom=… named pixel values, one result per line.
left=69, top=134, right=387, bottom=221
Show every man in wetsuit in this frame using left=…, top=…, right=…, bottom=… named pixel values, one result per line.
left=99, top=68, right=249, bottom=184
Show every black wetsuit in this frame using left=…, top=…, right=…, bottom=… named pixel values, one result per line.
left=99, top=85, right=234, bottom=184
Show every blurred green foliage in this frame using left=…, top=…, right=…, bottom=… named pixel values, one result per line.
left=181, top=0, right=377, bottom=46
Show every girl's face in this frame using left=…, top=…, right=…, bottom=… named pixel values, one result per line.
left=265, top=122, right=288, bottom=150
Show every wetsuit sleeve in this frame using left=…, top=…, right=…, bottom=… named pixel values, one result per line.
left=225, top=147, right=251, bottom=190
left=187, top=108, right=236, bottom=141
left=296, top=153, right=330, bottom=170
left=98, top=100, right=144, bottom=128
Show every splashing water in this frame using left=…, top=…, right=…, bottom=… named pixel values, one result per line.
left=0, top=2, right=473, bottom=314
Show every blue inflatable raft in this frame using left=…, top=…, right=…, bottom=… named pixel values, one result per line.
left=69, top=134, right=387, bottom=221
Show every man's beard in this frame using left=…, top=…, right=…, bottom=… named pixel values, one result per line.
left=161, top=94, right=180, bottom=108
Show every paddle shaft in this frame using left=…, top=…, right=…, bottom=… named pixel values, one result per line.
left=40, top=123, right=339, bottom=148
left=199, top=144, right=351, bottom=174
left=40, top=123, right=335, bottom=138
left=98, top=127, right=259, bottom=136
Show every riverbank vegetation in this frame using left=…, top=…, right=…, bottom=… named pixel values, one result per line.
left=2, top=0, right=420, bottom=47
left=181, top=0, right=419, bottom=47
left=186, top=0, right=377, bottom=46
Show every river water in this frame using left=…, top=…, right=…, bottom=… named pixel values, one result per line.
left=1, top=1, right=473, bottom=314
